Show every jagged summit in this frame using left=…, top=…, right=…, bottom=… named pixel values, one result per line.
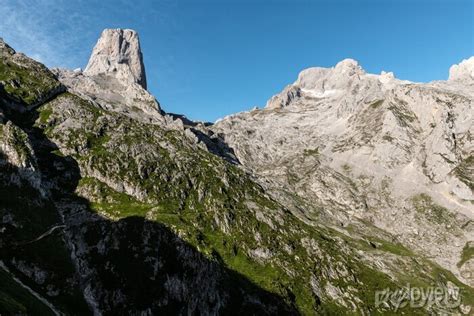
left=53, top=28, right=161, bottom=120
left=334, top=58, right=365, bottom=75
left=84, top=28, right=147, bottom=89
left=295, top=58, right=365, bottom=90
left=266, top=58, right=393, bottom=109
left=449, top=56, right=474, bottom=84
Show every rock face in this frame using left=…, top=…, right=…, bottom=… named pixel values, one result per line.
left=0, top=38, right=65, bottom=110
left=213, top=57, right=474, bottom=286
left=1, top=31, right=474, bottom=315
left=449, top=56, right=474, bottom=84
left=53, top=29, right=161, bottom=121
left=84, top=29, right=147, bottom=89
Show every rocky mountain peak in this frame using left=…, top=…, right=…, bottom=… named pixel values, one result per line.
left=334, top=58, right=365, bottom=76
left=295, top=67, right=330, bottom=89
left=266, top=58, right=372, bottom=109
left=449, top=56, right=474, bottom=84
left=295, top=59, right=365, bottom=89
left=54, top=28, right=161, bottom=119
left=84, top=28, right=147, bottom=89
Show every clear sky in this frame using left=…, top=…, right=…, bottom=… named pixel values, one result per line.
left=1, top=0, right=473, bottom=122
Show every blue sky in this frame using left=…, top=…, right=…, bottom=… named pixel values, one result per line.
left=1, top=0, right=473, bottom=122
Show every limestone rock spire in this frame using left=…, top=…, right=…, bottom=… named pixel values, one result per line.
left=84, top=28, right=147, bottom=89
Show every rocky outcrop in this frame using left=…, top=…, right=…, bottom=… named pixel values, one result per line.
left=84, top=29, right=147, bottom=89
left=0, top=38, right=65, bottom=111
left=53, top=29, right=162, bottom=122
left=449, top=57, right=474, bottom=84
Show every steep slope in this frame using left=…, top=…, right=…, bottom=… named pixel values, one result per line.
left=0, top=39, right=64, bottom=111
left=1, top=31, right=473, bottom=315
left=213, top=58, right=474, bottom=287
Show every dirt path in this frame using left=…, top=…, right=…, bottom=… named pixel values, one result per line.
left=19, top=225, right=65, bottom=246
